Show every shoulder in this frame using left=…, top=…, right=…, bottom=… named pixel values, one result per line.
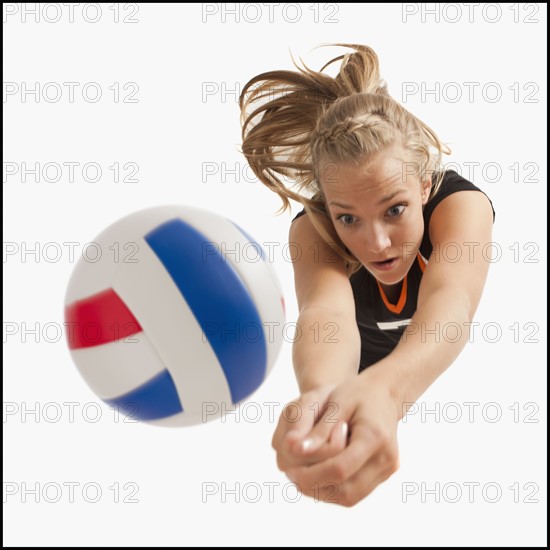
left=425, top=170, right=496, bottom=224
left=292, top=208, right=307, bottom=223
left=420, top=170, right=495, bottom=258
left=429, top=189, right=494, bottom=246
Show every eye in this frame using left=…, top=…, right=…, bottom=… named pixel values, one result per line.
left=386, top=204, right=406, bottom=218
left=336, top=214, right=356, bottom=228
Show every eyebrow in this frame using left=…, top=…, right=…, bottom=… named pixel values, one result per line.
left=328, top=200, right=354, bottom=209
left=328, top=188, right=408, bottom=209
left=376, top=188, right=408, bottom=206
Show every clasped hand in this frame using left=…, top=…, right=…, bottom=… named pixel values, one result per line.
left=271, top=371, right=401, bottom=507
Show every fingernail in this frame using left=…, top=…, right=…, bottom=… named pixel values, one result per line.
left=341, top=422, right=348, bottom=438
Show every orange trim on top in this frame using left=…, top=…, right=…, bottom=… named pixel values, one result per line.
left=417, top=252, right=427, bottom=273
left=376, top=275, right=408, bottom=315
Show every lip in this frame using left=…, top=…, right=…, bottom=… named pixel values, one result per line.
left=370, top=257, right=398, bottom=271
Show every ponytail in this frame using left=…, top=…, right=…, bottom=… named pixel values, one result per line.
left=239, top=45, right=386, bottom=209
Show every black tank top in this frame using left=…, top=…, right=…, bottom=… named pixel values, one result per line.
left=291, top=170, right=496, bottom=372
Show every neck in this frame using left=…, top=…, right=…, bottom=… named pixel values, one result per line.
left=380, top=280, right=402, bottom=304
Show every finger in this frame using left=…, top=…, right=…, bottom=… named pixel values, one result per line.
left=329, top=419, right=350, bottom=449
left=328, top=447, right=400, bottom=507
left=295, top=453, right=399, bottom=507
left=286, top=423, right=382, bottom=488
left=294, top=400, right=346, bottom=455
left=291, top=419, right=347, bottom=455
left=272, top=399, right=313, bottom=450
left=276, top=423, right=348, bottom=471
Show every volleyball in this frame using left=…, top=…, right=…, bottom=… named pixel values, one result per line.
left=64, top=205, right=286, bottom=427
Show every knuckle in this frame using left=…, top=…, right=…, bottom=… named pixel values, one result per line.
left=367, top=426, right=385, bottom=446
left=377, top=431, right=392, bottom=449
left=388, top=456, right=400, bottom=475
left=336, top=485, right=348, bottom=505
left=367, top=425, right=394, bottom=453
left=384, top=445, right=399, bottom=463
left=331, top=463, right=348, bottom=483
left=275, top=455, right=287, bottom=472
left=382, top=445, right=399, bottom=469
left=338, top=490, right=357, bottom=508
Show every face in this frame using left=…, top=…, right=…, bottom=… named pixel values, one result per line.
left=320, top=144, right=432, bottom=286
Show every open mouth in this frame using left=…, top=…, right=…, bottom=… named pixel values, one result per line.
left=371, top=257, right=397, bottom=271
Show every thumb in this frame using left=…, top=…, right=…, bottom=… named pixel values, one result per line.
left=273, top=398, right=316, bottom=452
left=283, top=398, right=321, bottom=447
left=295, top=401, right=348, bottom=455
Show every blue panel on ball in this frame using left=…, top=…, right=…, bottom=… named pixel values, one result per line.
left=103, top=369, right=183, bottom=421
left=230, top=221, right=266, bottom=261
left=145, top=218, right=267, bottom=403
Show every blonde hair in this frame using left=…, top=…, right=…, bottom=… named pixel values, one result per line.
left=239, top=44, right=451, bottom=276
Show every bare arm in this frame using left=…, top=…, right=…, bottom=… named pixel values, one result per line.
left=366, top=190, right=495, bottom=419
left=293, top=307, right=360, bottom=393
left=288, top=214, right=361, bottom=393
left=271, top=213, right=360, bottom=469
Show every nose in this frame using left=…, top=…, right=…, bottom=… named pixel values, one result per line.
left=364, top=223, right=391, bottom=255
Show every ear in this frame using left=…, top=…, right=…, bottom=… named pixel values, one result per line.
left=421, top=174, right=432, bottom=206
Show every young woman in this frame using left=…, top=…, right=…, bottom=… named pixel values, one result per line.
left=239, top=44, right=495, bottom=507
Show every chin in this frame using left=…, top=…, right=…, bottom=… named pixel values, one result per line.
left=377, top=273, right=406, bottom=286
left=363, top=266, right=400, bottom=284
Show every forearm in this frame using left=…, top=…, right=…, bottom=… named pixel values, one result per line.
left=366, top=287, right=472, bottom=420
left=292, top=307, right=361, bottom=393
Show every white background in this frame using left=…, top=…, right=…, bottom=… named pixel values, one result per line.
left=3, top=3, right=547, bottom=547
